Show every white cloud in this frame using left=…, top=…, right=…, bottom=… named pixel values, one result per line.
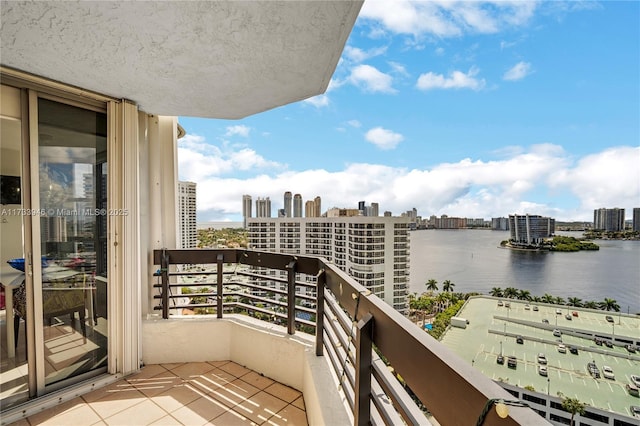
left=503, top=61, right=532, bottom=81
left=344, top=45, right=388, bottom=63
left=347, top=120, right=362, bottom=128
left=359, top=1, right=537, bottom=38
left=388, top=61, right=409, bottom=77
left=225, top=125, right=250, bottom=137
left=416, top=66, right=486, bottom=91
left=365, top=127, right=404, bottom=150
left=303, top=94, right=329, bottom=108
left=349, top=64, right=396, bottom=93
left=435, top=47, right=445, bottom=56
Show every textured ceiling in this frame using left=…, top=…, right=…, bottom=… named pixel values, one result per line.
left=1, top=1, right=362, bottom=119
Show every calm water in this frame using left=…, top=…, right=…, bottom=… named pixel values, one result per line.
left=409, top=229, right=640, bottom=314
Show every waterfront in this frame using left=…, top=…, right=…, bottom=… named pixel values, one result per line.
left=409, top=229, right=640, bottom=314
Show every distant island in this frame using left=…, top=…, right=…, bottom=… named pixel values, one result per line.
left=500, top=235, right=599, bottom=252
left=583, top=229, right=640, bottom=240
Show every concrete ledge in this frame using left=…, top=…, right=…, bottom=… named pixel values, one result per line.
left=141, top=314, right=350, bottom=425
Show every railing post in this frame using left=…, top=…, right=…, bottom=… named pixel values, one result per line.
left=161, top=249, right=169, bottom=319
left=354, top=313, right=373, bottom=426
left=216, top=253, right=224, bottom=319
left=316, top=269, right=325, bottom=356
left=286, top=260, right=297, bottom=335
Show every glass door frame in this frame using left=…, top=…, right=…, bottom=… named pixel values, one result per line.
left=27, top=90, right=110, bottom=395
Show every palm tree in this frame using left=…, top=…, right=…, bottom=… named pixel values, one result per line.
left=489, top=287, right=503, bottom=297
left=503, top=287, right=518, bottom=299
left=531, top=295, right=541, bottom=302
left=567, top=297, right=583, bottom=307
left=542, top=293, right=555, bottom=304
left=584, top=300, right=598, bottom=309
left=599, top=298, right=620, bottom=312
left=442, top=280, right=455, bottom=292
left=426, top=279, right=438, bottom=292
left=555, top=296, right=566, bottom=305
left=517, top=290, right=532, bottom=301
left=558, top=393, right=587, bottom=426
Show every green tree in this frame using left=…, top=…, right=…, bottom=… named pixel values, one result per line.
left=599, top=298, right=620, bottom=312
left=567, top=297, right=583, bottom=307
left=555, top=296, right=566, bottom=305
left=542, top=293, right=555, bottom=304
left=489, top=287, right=503, bottom=297
left=503, top=287, right=518, bottom=299
left=584, top=300, right=598, bottom=309
left=557, top=392, right=587, bottom=426
left=517, top=290, right=532, bottom=301
left=426, top=279, right=438, bottom=292
left=442, top=280, right=455, bottom=292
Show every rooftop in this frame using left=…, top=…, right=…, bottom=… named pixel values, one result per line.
left=440, top=296, right=640, bottom=418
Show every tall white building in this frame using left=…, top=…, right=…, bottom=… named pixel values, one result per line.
left=293, top=194, right=303, bottom=217
left=242, top=194, right=252, bottom=228
left=593, top=207, right=625, bottom=232
left=255, top=197, right=271, bottom=218
left=508, top=214, right=555, bottom=246
left=247, top=216, right=411, bottom=313
left=284, top=191, right=292, bottom=218
left=178, top=181, right=197, bottom=249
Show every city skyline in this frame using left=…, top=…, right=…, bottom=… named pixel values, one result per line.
left=177, top=1, right=639, bottom=223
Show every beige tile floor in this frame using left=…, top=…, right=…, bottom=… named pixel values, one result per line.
left=9, top=361, right=308, bottom=426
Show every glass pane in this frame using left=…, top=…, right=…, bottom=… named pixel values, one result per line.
left=37, top=98, right=107, bottom=386
left=0, top=89, right=29, bottom=408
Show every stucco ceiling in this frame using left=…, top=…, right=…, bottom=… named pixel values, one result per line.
left=1, top=1, right=362, bottom=119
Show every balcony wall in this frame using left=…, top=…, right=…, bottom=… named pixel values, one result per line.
left=142, top=314, right=351, bottom=426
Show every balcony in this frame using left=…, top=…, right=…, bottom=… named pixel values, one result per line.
left=4, top=248, right=546, bottom=425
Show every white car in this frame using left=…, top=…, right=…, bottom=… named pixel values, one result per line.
left=537, top=353, right=547, bottom=364
left=602, top=366, right=615, bottom=380
left=557, top=343, right=567, bottom=353
left=538, top=365, right=548, bottom=376
left=631, top=375, right=640, bottom=387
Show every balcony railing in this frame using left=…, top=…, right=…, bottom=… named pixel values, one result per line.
left=153, top=249, right=545, bottom=426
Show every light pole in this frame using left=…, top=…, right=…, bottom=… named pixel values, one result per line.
left=500, top=340, right=503, bottom=356
left=547, top=377, right=550, bottom=395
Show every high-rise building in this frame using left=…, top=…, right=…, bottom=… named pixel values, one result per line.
left=178, top=181, right=197, bottom=248
left=293, top=194, right=303, bottom=217
left=284, top=191, right=292, bottom=218
left=508, top=214, right=555, bottom=245
left=247, top=216, right=411, bottom=314
left=634, top=208, right=640, bottom=232
left=491, top=217, right=509, bottom=231
left=358, top=201, right=366, bottom=214
left=314, top=196, right=321, bottom=217
left=255, top=197, right=271, bottom=218
left=593, top=208, right=625, bottom=232
left=242, top=195, right=252, bottom=228
left=371, top=202, right=379, bottom=217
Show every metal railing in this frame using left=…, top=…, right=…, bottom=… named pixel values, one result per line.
left=153, top=248, right=545, bottom=426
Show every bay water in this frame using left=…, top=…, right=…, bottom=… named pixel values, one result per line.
left=409, top=229, right=640, bottom=314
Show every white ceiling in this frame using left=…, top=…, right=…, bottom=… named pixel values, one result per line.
left=1, top=1, right=362, bottom=119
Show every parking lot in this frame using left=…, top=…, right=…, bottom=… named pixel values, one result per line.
left=440, top=296, right=640, bottom=418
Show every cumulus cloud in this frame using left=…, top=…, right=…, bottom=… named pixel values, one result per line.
left=225, top=125, right=250, bottom=137
left=347, top=120, right=362, bottom=128
left=344, top=45, right=388, bottom=63
left=303, top=94, right=329, bottom=108
left=503, top=61, right=532, bottom=81
left=178, top=139, right=639, bottom=223
left=349, top=64, right=396, bottom=93
left=416, top=66, right=486, bottom=91
left=359, top=1, right=537, bottom=38
left=365, top=127, right=404, bottom=150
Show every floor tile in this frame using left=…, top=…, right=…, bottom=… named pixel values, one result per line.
left=189, top=367, right=236, bottom=394
left=207, top=360, right=230, bottom=368
left=291, top=396, right=305, bottom=411
left=29, top=402, right=102, bottom=426
left=240, top=371, right=275, bottom=390
left=210, top=409, right=259, bottom=426
left=126, top=364, right=169, bottom=381
left=103, top=399, right=166, bottom=426
left=209, top=378, right=260, bottom=408
left=86, top=387, right=147, bottom=419
left=27, top=397, right=92, bottom=425
left=129, top=371, right=183, bottom=398
left=218, top=361, right=252, bottom=378
left=232, top=390, right=288, bottom=424
left=263, top=382, right=302, bottom=403
left=265, top=405, right=308, bottom=426
left=147, top=415, right=182, bottom=425
left=170, top=394, right=229, bottom=426
left=168, top=362, right=216, bottom=379
left=149, top=382, right=206, bottom=413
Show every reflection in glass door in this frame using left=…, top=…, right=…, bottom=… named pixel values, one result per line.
left=37, top=97, right=108, bottom=386
left=0, top=84, right=30, bottom=409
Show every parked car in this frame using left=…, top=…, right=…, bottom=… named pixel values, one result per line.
left=604, top=340, right=614, bottom=348
left=497, top=300, right=503, bottom=306
left=558, top=343, right=567, bottom=353
left=626, top=345, right=637, bottom=353
left=542, top=319, right=549, bottom=324
left=516, top=336, right=524, bottom=344
left=532, top=305, right=539, bottom=311
left=602, top=366, right=615, bottom=380
left=627, top=383, right=640, bottom=397
left=587, top=362, right=600, bottom=378
left=524, top=304, right=530, bottom=310
left=556, top=308, right=562, bottom=315
left=537, top=353, right=547, bottom=365
left=631, top=405, right=640, bottom=418
left=565, top=314, right=572, bottom=321
left=505, top=302, right=511, bottom=308
left=572, top=311, right=579, bottom=317
left=569, top=346, right=579, bottom=354
left=553, top=329, right=562, bottom=337
left=631, top=375, right=640, bottom=387
left=497, top=355, right=504, bottom=365
left=605, top=315, right=614, bottom=323
left=594, top=338, right=603, bottom=346
left=507, top=356, right=517, bottom=369
left=538, top=365, right=548, bottom=376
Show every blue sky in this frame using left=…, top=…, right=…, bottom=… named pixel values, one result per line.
left=178, top=1, right=639, bottom=223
